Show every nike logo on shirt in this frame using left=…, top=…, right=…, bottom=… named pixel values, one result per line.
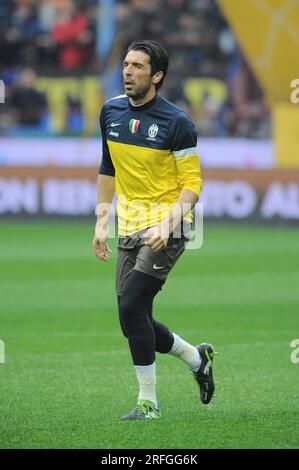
left=111, top=123, right=121, bottom=127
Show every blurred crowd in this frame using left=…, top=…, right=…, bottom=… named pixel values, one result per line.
left=0, top=0, right=271, bottom=137
left=0, top=0, right=97, bottom=71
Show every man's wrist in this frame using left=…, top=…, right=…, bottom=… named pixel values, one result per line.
left=159, top=219, right=171, bottom=237
left=95, top=201, right=111, bottom=218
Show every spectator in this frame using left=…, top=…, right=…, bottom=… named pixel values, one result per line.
left=4, top=1, right=40, bottom=66
left=52, top=3, right=93, bottom=70
left=36, top=0, right=59, bottom=69
left=9, top=68, right=48, bottom=126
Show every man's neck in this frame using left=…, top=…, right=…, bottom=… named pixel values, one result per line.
left=129, top=89, right=156, bottom=107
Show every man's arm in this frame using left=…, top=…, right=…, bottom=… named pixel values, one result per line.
left=144, top=111, right=201, bottom=252
left=92, top=174, right=115, bottom=261
left=93, top=103, right=116, bottom=261
left=144, top=189, right=198, bottom=252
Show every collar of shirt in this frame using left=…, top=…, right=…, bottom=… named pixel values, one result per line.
left=128, top=93, right=158, bottom=112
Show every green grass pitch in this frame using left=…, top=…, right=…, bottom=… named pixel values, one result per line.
left=0, top=222, right=298, bottom=449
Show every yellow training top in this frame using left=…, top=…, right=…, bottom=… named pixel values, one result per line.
left=99, top=94, right=202, bottom=236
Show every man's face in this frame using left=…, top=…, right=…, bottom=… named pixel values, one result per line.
left=123, top=50, right=156, bottom=101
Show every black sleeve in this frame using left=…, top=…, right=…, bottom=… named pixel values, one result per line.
left=170, top=111, right=197, bottom=152
left=99, top=104, right=115, bottom=176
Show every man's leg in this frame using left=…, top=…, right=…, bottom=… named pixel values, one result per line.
left=147, top=303, right=201, bottom=369
left=120, top=295, right=201, bottom=371
left=147, top=303, right=215, bottom=404
left=117, top=231, right=215, bottom=417
left=146, top=300, right=173, bottom=353
left=118, top=269, right=163, bottom=419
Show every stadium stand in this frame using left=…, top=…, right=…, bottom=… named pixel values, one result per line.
left=0, top=0, right=270, bottom=137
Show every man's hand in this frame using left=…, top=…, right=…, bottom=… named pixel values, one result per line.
left=143, top=224, right=169, bottom=252
left=92, top=223, right=112, bottom=262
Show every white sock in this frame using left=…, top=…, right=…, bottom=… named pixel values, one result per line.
left=169, top=333, right=201, bottom=371
left=134, top=362, right=157, bottom=408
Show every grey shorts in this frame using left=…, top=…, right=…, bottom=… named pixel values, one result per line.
left=116, top=228, right=188, bottom=296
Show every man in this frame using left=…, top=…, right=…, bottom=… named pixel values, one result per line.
left=92, top=40, right=216, bottom=420
left=9, top=68, right=48, bottom=126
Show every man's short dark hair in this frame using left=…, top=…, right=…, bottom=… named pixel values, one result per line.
left=127, top=40, right=169, bottom=91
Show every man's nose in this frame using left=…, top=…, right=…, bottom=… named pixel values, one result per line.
left=124, top=64, right=133, bottom=75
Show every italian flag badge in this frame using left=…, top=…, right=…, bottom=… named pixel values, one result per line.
left=129, top=119, right=140, bottom=134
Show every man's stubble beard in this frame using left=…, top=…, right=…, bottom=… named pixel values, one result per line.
left=125, top=79, right=152, bottom=102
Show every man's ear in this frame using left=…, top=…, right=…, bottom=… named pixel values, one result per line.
left=152, top=71, right=163, bottom=86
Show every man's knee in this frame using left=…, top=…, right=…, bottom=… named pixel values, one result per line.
left=118, top=314, right=128, bottom=338
left=119, top=294, right=138, bottom=316
left=119, top=294, right=143, bottom=335
left=118, top=270, right=164, bottom=336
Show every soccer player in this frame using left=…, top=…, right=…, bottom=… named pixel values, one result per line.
left=92, top=40, right=215, bottom=420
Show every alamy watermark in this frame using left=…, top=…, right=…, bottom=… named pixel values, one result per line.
left=290, top=339, right=299, bottom=364
left=95, top=200, right=203, bottom=249
left=0, top=340, right=5, bottom=363
left=0, top=79, right=5, bottom=104
left=290, top=79, right=299, bottom=104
